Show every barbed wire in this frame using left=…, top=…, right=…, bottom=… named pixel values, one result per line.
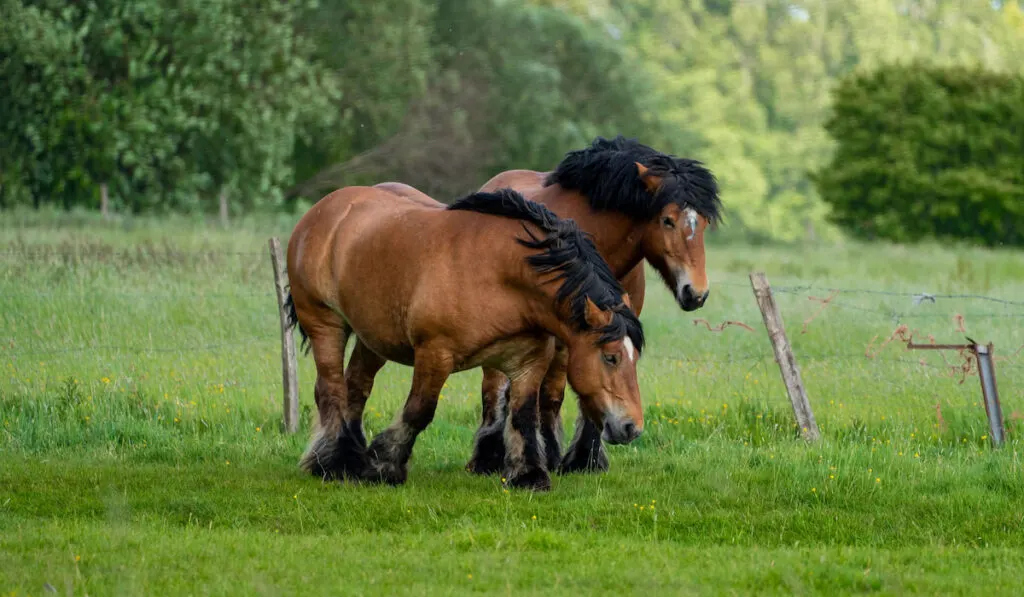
left=0, top=338, right=275, bottom=357
left=0, top=247, right=265, bottom=258
left=716, top=279, right=1024, bottom=306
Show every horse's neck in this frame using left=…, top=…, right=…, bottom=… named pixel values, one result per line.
left=541, top=190, right=645, bottom=276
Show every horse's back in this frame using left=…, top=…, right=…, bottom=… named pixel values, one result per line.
left=373, top=182, right=443, bottom=209
left=479, top=170, right=548, bottom=196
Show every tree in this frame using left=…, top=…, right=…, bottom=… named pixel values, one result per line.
left=0, top=0, right=339, bottom=213
left=813, top=63, right=1024, bottom=246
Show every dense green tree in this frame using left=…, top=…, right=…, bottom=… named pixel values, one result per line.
left=0, top=0, right=338, bottom=212
left=4, top=0, right=1024, bottom=235
left=814, top=63, right=1024, bottom=246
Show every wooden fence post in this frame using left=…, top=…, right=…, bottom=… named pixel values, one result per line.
left=749, top=272, right=820, bottom=441
left=100, top=182, right=110, bottom=220
left=269, top=237, right=299, bottom=433
left=219, top=189, right=230, bottom=228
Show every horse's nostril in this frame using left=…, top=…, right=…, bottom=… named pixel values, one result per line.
left=623, top=422, right=636, bottom=439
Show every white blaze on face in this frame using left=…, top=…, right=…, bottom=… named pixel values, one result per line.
left=624, top=336, right=635, bottom=363
left=684, top=208, right=698, bottom=240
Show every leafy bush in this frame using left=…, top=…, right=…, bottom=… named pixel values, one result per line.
left=814, top=63, right=1024, bottom=247
left=0, top=0, right=339, bottom=213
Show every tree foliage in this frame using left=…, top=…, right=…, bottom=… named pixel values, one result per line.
left=0, top=0, right=339, bottom=212
left=814, top=63, right=1024, bottom=247
left=3, top=0, right=1024, bottom=243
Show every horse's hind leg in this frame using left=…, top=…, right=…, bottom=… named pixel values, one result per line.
left=341, top=338, right=387, bottom=463
left=466, top=368, right=509, bottom=475
left=364, top=349, right=452, bottom=486
left=299, top=318, right=359, bottom=480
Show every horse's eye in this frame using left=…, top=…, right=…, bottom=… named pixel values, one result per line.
left=602, top=353, right=619, bottom=366
left=662, top=217, right=675, bottom=229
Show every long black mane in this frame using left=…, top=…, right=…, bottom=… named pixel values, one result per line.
left=545, top=135, right=722, bottom=223
left=449, top=189, right=644, bottom=354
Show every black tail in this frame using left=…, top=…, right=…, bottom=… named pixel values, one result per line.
left=284, top=291, right=310, bottom=354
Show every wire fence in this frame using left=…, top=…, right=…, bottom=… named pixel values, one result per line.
left=2, top=246, right=1021, bottom=442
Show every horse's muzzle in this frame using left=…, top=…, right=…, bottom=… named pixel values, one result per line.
left=602, top=419, right=642, bottom=445
left=677, top=285, right=709, bottom=311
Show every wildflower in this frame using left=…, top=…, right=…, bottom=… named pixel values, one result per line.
left=75, top=555, right=81, bottom=562
left=468, top=574, right=473, bottom=580
left=875, top=478, right=881, bottom=484
left=101, top=377, right=111, bottom=384
left=531, top=515, right=537, bottom=520
left=225, top=460, right=230, bottom=465
left=914, top=453, right=920, bottom=459
left=256, top=427, right=261, bottom=432
left=981, top=435, right=988, bottom=441
left=811, top=487, right=816, bottom=493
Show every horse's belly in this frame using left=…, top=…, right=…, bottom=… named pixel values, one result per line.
left=354, top=333, right=416, bottom=367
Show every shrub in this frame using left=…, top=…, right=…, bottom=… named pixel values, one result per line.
left=813, top=63, right=1024, bottom=247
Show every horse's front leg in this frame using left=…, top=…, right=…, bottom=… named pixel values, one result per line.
left=537, top=343, right=568, bottom=471
left=503, top=341, right=555, bottom=491
left=466, top=367, right=509, bottom=475
left=558, top=414, right=608, bottom=474
left=364, top=349, right=452, bottom=486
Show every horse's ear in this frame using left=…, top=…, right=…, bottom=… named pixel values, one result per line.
left=621, top=293, right=633, bottom=312
left=584, top=296, right=614, bottom=329
left=635, top=161, right=662, bottom=194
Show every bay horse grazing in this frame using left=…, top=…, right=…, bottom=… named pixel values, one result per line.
left=285, top=186, right=645, bottom=490
left=466, top=136, right=722, bottom=475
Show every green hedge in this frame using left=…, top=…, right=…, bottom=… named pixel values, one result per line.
left=814, top=63, right=1024, bottom=247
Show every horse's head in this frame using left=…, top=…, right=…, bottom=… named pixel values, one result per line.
left=564, top=296, right=643, bottom=445
left=634, top=161, right=719, bottom=312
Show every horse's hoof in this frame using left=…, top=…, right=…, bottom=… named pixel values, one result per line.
left=466, top=451, right=504, bottom=476
left=558, top=445, right=609, bottom=475
left=504, top=466, right=552, bottom=491
left=467, top=428, right=506, bottom=475
left=362, top=461, right=408, bottom=486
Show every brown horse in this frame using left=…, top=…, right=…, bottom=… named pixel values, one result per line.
left=285, top=186, right=645, bottom=490
left=467, top=137, right=721, bottom=475
left=377, top=137, right=721, bottom=475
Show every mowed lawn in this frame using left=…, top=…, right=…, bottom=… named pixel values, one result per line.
left=2, top=211, right=1023, bottom=595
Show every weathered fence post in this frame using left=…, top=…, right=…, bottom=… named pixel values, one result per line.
left=219, top=189, right=230, bottom=228
left=269, top=237, right=299, bottom=433
left=749, top=272, right=820, bottom=441
left=100, top=182, right=110, bottom=220
left=975, top=343, right=1005, bottom=448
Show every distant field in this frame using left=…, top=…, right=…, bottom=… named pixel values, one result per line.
left=2, top=210, right=1022, bottom=595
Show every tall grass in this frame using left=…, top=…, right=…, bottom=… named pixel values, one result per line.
left=1, top=212, right=1022, bottom=594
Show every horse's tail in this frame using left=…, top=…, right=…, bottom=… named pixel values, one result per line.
left=284, top=290, right=311, bottom=355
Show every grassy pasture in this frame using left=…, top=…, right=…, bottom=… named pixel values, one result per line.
left=1, top=210, right=1023, bottom=595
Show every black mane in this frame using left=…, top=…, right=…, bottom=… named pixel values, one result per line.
left=545, top=135, right=722, bottom=224
left=448, top=189, right=644, bottom=354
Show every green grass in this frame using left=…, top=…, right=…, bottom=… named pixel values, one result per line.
left=2, top=209, right=1023, bottom=595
